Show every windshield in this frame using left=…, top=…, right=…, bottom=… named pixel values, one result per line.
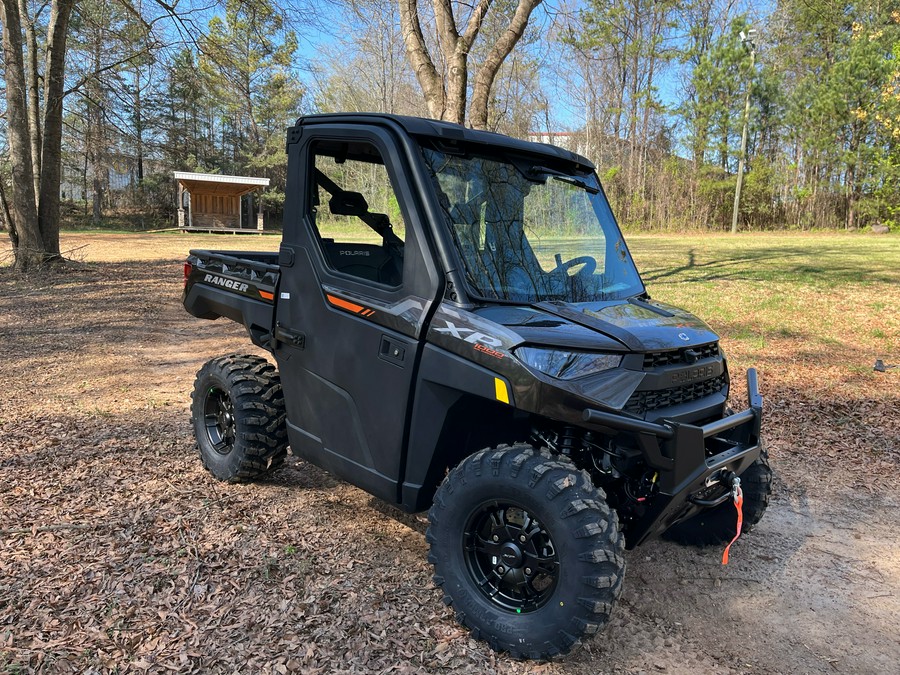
left=423, top=148, right=644, bottom=304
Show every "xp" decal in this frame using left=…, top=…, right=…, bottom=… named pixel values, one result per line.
left=435, top=320, right=503, bottom=347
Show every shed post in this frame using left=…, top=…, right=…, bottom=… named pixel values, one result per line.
left=256, top=190, right=264, bottom=230
left=177, top=181, right=185, bottom=228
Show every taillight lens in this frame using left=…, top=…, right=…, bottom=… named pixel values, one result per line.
left=183, top=261, right=192, bottom=287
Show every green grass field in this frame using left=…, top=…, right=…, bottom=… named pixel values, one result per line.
left=9, top=229, right=899, bottom=344
left=530, top=232, right=895, bottom=357
left=5, top=229, right=898, bottom=364
left=623, top=233, right=900, bottom=361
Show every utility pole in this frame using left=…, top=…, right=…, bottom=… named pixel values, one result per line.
left=731, top=29, right=757, bottom=234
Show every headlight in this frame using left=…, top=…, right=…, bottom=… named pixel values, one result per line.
left=514, top=346, right=622, bottom=380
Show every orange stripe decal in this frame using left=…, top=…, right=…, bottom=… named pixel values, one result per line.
left=326, top=293, right=365, bottom=314
left=258, top=290, right=274, bottom=301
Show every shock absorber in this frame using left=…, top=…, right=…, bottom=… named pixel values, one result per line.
left=559, top=426, right=579, bottom=457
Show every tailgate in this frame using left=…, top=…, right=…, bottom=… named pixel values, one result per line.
left=183, top=250, right=280, bottom=349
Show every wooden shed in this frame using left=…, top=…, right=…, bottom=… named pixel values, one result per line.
left=174, top=171, right=270, bottom=232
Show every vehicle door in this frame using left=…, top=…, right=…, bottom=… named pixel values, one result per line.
left=274, top=126, right=441, bottom=503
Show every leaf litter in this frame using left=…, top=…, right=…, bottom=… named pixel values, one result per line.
left=1, top=235, right=898, bottom=674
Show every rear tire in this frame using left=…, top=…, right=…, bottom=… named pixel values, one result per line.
left=190, top=354, right=288, bottom=482
left=663, top=444, right=772, bottom=546
left=427, top=444, right=625, bottom=659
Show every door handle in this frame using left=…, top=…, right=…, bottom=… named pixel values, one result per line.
left=379, top=336, right=405, bottom=366
left=278, top=247, right=295, bottom=267
left=275, top=324, right=306, bottom=349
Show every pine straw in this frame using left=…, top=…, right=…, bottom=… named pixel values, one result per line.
left=0, top=261, right=497, bottom=673
left=0, top=233, right=898, bottom=672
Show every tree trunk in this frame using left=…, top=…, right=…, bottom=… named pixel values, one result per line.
left=1, top=0, right=74, bottom=271
left=444, top=52, right=468, bottom=125
left=400, top=0, right=538, bottom=129
left=1, top=0, right=42, bottom=271
left=626, top=2, right=640, bottom=206
left=436, top=0, right=491, bottom=125
left=92, top=178, right=103, bottom=224
left=38, top=0, right=75, bottom=258
left=845, top=124, right=861, bottom=231
left=82, top=151, right=89, bottom=216
left=469, top=0, right=542, bottom=130
left=134, top=66, right=145, bottom=194
left=19, top=0, right=42, bottom=207
left=399, top=0, right=445, bottom=119
left=87, top=22, right=105, bottom=226
left=0, top=173, right=18, bottom=249
left=846, top=162, right=856, bottom=231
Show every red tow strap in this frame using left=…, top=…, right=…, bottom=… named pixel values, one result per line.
left=721, top=481, right=744, bottom=565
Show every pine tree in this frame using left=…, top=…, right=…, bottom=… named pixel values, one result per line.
left=199, top=0, right=299, bottom=171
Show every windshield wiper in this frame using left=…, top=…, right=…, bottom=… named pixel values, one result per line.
left=528, top=165, right=599, bottom=194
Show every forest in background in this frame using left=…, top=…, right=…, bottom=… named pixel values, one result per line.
left=1, top=0, right=898, bottom=234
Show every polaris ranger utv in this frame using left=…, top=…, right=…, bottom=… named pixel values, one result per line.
left=182, top=113, right=770, bottom=659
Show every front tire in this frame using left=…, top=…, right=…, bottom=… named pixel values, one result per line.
left=190, top=354, right=288, bottom=482
left=427, top=444, right=625, bottom=659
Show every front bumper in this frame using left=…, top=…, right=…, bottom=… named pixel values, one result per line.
left=582, top=369, right=764, bottom=548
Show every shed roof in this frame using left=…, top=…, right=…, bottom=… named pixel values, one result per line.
left=174, top=171, right=270, bottom=197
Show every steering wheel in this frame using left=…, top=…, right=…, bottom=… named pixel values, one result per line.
left=556, top=255, right=597, bottom=277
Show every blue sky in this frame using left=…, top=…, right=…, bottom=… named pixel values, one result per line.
left=185, top=0, right=772, bottom=134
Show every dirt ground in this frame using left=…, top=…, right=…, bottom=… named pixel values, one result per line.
left=1, top=234, right=898, bottom=674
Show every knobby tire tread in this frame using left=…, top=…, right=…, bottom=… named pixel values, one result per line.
left=427, top=443, right=626, bottom=660
left=191, top=353, right=288, bottom=482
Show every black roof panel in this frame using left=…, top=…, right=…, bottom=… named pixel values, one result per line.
left=293, top=113, right=594, bottom=170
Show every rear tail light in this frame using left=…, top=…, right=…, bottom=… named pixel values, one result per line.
left=183, top=261, right=192, bottom=288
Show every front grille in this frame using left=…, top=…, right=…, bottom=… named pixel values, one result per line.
left=643, top=342, right=719, bottom=369
left=625, top=374, right=728, bottom=414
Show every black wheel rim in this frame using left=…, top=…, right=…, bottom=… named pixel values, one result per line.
left=203, top=386, right=235, bottom=455
left=463, top=501, right=559, bottom=613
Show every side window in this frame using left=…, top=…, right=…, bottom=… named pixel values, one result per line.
left=308, top=140, right=406, bottom=287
